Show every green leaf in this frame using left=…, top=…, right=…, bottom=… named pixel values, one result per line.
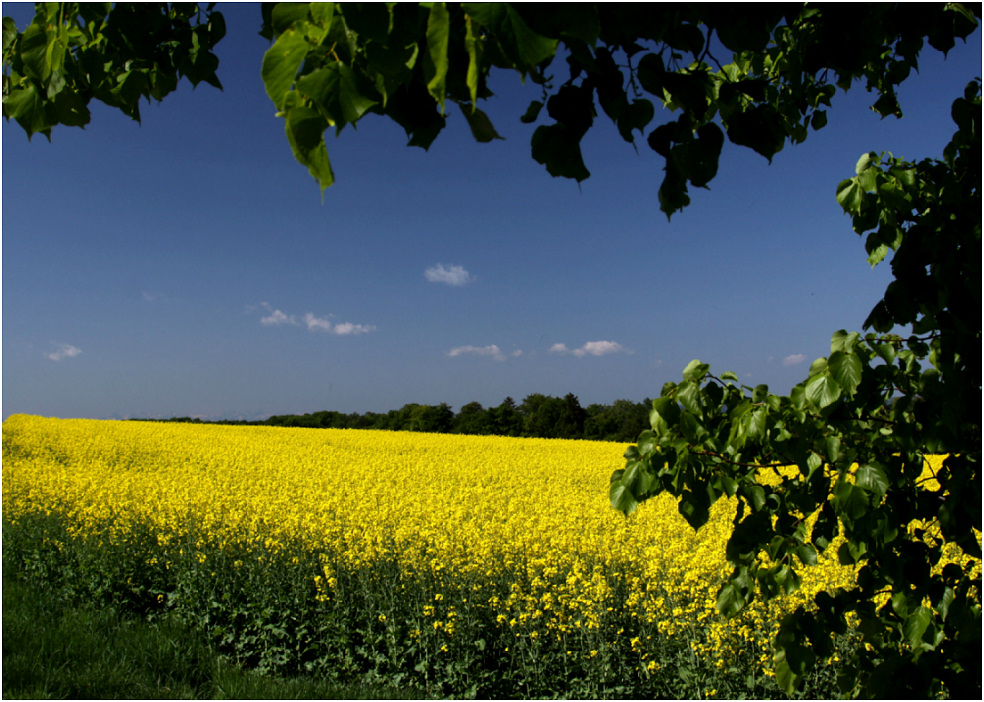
left=678, top=488, right=711, bottom=530
left=610, top=479, right=639, bottom=515
left=530, top=124, right=590, bottom=181
left=616, top=98, right=655, bottom=142
left=836, top=178, right=863, bottom=213
left=297, top=63, right=378, bottom=128
left=903, top=606, right=933, bottom=650
left=855, top=463, right=889, bottom=499
left=833, top=478, right=868, bottom=520
left=743, top=484, right=767, bottom=512
left=2, top=16, right=17, bottom=55
left=657, top=163, right=690, bottom=218
left=19, top=21, right=50, bottom=82
left=310, top=3, right=335, bottom=25
left=284, top=105, right=334, bottom=194
left=425, top=2, right=450, bottom=112
left=463, top=4, right=558, bottom=69
left=855, top=151, right=878, bottom=175
left=682, top=359, right=710, bottom=381
left=676, top=382, right=700, bottom=416
left=795, top=544, right=818, bottom=566
left=724, top=104, right=785, bottom=161
left=775, top=564, right=802, bottom=595
left=872, top=340, right=896, bottom=365
left=520, top=99, right=544, bottom=123
left=715, top=474, right=738, bottom=498
left=717, top=581, right=746, bottom=617
left=747, top=406, right=768, bottom=442
left=774, top=620, right=817, bottom=695
left=661, top=70, right=712, bottom=117
left=827, top=350, right=863, bottom=397
left=463, top=14, right=482, bottom=107
left=457, top=102, right=503, bottom=142
left=3, top=84, right=51, bottom=137
left=805, top=371, right=841, bottom=409
left=262, top=29, right=310, bottom=111
left=270, top=3, right=311, bottom=36
left=670, top=122, right=724, bottom=188
left=867, top=243, right=889, bottom=267
left=650, top=397, right=680, bottom=435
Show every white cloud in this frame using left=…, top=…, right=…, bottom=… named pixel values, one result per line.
left=303, top=313, right=375, bottom=335
left=331, top=321, right=375, bottom=336
left=579, top=340, right=625, bottom=357
left=551, top=340, right=627, bottom=357
left=782, top=353, right=807, bottom=367
left=46, top=343, right=82, bottom=361
left=254, top=303, right=373, bottom=335
left=303, top=312, right=334, bottom=332
left=261, top=308, right=297, bottom=326
left=425, top=263, right=473, bottom=286
left=448, top=344, right=507, bottom=361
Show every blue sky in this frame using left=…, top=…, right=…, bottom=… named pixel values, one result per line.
left=3, top=4, right=981, bottom=420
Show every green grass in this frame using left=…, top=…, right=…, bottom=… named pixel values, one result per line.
left=2, top=575, right=429, bottom=700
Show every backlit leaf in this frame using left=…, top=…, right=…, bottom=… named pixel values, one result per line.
left=856, top=463, right=889, bottom=499
left=828, top=350, right=863, bottom=397
left=425, top=3, right=450, bottom=111
left=836, top=178, right=863, bottom=213
left=262, top=29, right=310, bottom=111
left=457, top=103, right=503, bottom=142
left=805, top=372, right=841, bottom=409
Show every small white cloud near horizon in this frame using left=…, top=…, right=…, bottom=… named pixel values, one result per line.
left=302, top=312, right=334, bottom=332
left=331, top=321, right=376, bottom=336
left=551, top=340, right=627, bottom=357
left=782, top=353, right=807, bottom=367
left=448, top=344, right=508, bottom=361
left=303, top=313, right=375, bottom=335
left=261, top=308, right=297, bottom=326
left=46, top=343, right=82, bottom=361
left=255, top=303, right=374, bottom=335
left=425, top=263, right=473, bottom=286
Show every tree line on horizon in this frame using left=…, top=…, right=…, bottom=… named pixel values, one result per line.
left=150, top=394, right=651, bottom=443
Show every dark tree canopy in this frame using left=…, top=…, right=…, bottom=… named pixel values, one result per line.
left=4, top=3, right=981, bottom=698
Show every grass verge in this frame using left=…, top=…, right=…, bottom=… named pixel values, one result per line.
left=2, top=574, right=429, bottom=700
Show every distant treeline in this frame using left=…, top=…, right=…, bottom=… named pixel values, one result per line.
left=145, top=394, right=652, bottom=443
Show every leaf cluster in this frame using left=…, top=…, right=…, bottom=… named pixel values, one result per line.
left=252, top=2, right=980, bottom=215
left=2, top=2, right=224, bottom=138
left=611, top=84, right=982, bottom=697
left=8, top=4, right=979, bottom=218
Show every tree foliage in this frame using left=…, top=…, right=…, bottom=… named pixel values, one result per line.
left=4, top=2, right=981, bottom=697
left=154, top=394, right=647, bottom=442
left=611, top=82, right=982, bottom=697
left=2, top=3, right=224, bottom=137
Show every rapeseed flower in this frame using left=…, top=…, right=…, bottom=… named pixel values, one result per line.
left=5, top=414, right=975, bottom=697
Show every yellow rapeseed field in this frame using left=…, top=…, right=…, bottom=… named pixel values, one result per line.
left=3, top=414, right=866, bottom=696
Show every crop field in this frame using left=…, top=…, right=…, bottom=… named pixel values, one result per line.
left=3, top=414, right=875, bottom=698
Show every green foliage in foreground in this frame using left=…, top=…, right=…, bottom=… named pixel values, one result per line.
left=2, top=571, right=429, bottom=700
left=612, top=84, right=982, bottom=698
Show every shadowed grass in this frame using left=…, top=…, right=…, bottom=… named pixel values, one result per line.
left=2, top=574, right=429, bottom=700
